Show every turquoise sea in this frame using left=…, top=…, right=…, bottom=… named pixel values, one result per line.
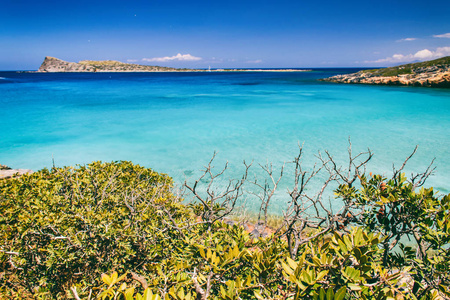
left=1, top=70, right=449, bottom=212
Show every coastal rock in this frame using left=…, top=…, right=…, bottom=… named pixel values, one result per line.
left=0, top=164, right=11, bottom=170
left=321, top=56, right=450, bottom=88
left=38, top=56, right=95, bottom=72
left=37, top=56, right=193, bottom=73
left=0, top=168, right=33, bottom=179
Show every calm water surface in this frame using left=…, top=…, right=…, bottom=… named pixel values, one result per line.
left=1, top=70, right=449, bottom=212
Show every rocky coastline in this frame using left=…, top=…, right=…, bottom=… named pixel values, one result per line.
left=0, top=164, right=33, bottom=179
left=37, top=56, right=197, bottom=72
left=321, top=56, right=450, bottom=88
left=36, top=57, right=312, bottom=73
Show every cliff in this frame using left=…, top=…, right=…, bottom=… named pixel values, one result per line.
left=321, top=56, right=450, bottom=88
left=37, top=57, right=196, bottom=72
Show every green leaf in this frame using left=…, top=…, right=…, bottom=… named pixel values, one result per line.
left=124, top=287, right=135, bottom=300
left=338, top=239, right=348, bottom=253
left=316, top=270, right=328, bottom=281
left=282, top=262, right=293, bottom=275
left=348, top=283, right=362, bottom=291
left=326, top=287, right=334, bottom=300
left=319, top=288, right=326, bottom=300
left=102, top=273, right=113, bottom=286
left=199, top=247, right=206, bottom=258
left=287, top=257, right=298, bottom=270
left=334, top=287, right=346, bottom=300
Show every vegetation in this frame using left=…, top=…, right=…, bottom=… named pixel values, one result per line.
left=78, top=60, right=180, bottom=72
left=360, top=56, right=450, bottom=77
left=1, top=145, right=449, bottom=299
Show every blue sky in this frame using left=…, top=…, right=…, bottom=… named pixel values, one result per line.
left=1, top=0, right=449, bottom=70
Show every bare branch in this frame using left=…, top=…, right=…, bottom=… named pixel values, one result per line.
left=183, top=153, right=252, bottom=230
left=131, top=271, right=149, bottom=289
left=70, top=287, right=82, bottom=300
left=392, top=145, right=418, bottom=179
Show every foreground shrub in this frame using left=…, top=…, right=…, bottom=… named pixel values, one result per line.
left=0, top=161, right=186, bottom=298
left=1, top=154, right=449, bottom=299
left=336, top=173, right=450, bottom=297
left=87, top=227, right=411, bottom=300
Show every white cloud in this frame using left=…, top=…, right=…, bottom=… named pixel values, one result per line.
left=396, top=37, right=417, bottom=42
left=127, top=59, right=138, bottom=63
left=434, top=47, right=450, bottom=57
left=366, top=47, right=450, bottom=64
left=414, top=49, right=434, bottom=59
left=433, top=33, right=450, bottom=38
left=142, top=53, right=202, bottom=62
left=246, top=59, right=262, bottom=64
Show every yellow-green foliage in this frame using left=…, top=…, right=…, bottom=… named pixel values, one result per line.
left=0, top=161, right=186, bottom=298
left=360, top=55, right=450, bottom=77
left=1, top=161, right=449, bottom=299
left=336, top=173, right=450, bottom=298
left=80, top=227, right=414, bottom=300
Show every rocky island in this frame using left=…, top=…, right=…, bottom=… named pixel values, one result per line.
left=37, top=56, right=198, bottom=72
left=322, top=56, right=450, bottom=87
left=37, top=57, right=311, bottom=73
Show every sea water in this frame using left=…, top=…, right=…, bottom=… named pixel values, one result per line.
left=1, top=70, right=449, bottom=213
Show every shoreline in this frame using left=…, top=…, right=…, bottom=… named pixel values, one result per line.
left=321, top=56, right=450, bottom=88
left=29, top=69, right=312, bottom=73
left=0, top=165, right=33, bottom=179
left=36, top=57, right=312, bottom=73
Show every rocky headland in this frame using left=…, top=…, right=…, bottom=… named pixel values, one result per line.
left=321, top=56, right=450, bottom=88
left=37, top=57, right=197, bottom=72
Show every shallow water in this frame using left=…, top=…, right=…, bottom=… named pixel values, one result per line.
left=1, top=70, right=449, bottom=213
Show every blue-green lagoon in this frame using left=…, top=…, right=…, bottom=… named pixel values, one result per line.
left=1, top=70, right=449, bottom=212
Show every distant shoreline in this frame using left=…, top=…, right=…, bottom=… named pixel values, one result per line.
left=26, top=69, right=312, bottom=73
left=211, top=69, right=311, bottom=72
left=36, top=57, right=312, bottom=73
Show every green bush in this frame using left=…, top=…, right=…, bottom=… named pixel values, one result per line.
left=0, top=161, right=187, bottom=298
left=1, top=159, right=449, bottom=299
left=336, top=173, right=450, bottom=297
